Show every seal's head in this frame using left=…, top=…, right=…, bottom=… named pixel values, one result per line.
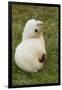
left=22, top=19, right=44, bottom=41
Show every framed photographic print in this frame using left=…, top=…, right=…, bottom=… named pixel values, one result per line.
left=8, top=1, right=60, bottom=88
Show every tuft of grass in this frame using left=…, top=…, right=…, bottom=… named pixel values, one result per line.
left=12, top=4, right=59, bottom=86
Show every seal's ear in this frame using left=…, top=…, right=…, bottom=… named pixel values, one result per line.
left=36, top=21, right=44, bottom=26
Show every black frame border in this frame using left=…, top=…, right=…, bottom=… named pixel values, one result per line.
left=8, top=1, right=61, bottom=88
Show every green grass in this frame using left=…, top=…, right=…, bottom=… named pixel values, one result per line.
left=12, top=3, right=59, bottom=86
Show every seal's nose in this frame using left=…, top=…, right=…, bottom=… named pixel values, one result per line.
left=37, top=21, right=44, bottom=26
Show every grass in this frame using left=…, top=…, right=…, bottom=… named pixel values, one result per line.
left=12, top=3, right=59, bottom=86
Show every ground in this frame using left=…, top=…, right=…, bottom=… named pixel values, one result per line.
left=12, top=3, right=59, bottom=86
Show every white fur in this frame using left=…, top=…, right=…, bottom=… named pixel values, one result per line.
left=15, top=19, right=46, bottom=73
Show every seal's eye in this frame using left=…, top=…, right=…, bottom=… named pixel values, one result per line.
left=35, top=29, right=38, bottom=32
